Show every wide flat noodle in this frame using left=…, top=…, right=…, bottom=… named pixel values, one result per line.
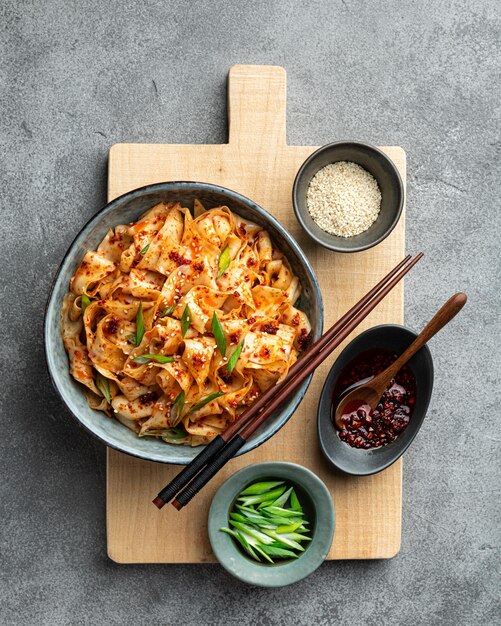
left=61, top=201, right=312, bottom=446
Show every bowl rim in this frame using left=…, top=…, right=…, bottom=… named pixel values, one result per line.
left=317, top=323, right=434, bottom=476
left=292, top=140, right=405, bottom=253
left=208, top=461, right=335, bottom=587
left=44, top=181, right=324, bottom=464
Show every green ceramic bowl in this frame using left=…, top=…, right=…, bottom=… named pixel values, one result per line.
left=208, top=462, right=335, bottom=587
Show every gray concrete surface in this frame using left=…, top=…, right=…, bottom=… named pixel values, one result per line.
left=1, top=0, right=500, bottom=624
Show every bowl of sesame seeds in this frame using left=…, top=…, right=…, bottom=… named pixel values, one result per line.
left=292, top=141, right=404, bottom=253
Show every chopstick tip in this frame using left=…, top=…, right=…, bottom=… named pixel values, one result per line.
left=152, top=496, right=166, bottom=509
left=172, top=498, right=183, bottom=511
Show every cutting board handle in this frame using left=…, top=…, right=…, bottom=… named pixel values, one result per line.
left=228, top=64, right=287, bottom=149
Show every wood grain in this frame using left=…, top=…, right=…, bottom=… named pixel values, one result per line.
left=107, top=64, right=406, bottom=563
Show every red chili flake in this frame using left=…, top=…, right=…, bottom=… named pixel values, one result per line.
left=238, top=224, right=246, bottom=236
left=247, top=317, right=256, bottom=324
left=220, top=370, right=233, bottom=384
left=297, top=328, right=311, bottom=348
left=334, top=348, right=416, bottom=450
left=138, top=392, right=158, bottom=405
left=103, top=317, right=119, bottom=335
left=193, top=262, right=205, bottom=272
left=229, top=332, right=240, bottom=345
left=259, top=346, right=271, bottom=358
left=291, top=313, right=300, bottom=327
left=246, top=258, right=257, bottom=268
left=169, top=251, right=191, bottom=266
left=260, top=322, right=278, bottom=335
left=193, top=354, right=204, bottom=366
left=233, top=291, right=241, bottom=298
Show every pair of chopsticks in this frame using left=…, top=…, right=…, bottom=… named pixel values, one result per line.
left=153, top=252, right=424, bottom=511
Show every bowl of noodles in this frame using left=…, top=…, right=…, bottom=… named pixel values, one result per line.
left=45, top=182, right=323, bottom=464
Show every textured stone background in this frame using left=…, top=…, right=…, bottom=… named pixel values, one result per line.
left=1, top=1, right=500, bottom=624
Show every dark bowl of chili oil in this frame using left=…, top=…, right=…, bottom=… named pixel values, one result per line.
left=317, top=325, right=434, bottom=476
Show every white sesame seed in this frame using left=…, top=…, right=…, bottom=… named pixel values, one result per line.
left=306, top=161, right=381, bottom=237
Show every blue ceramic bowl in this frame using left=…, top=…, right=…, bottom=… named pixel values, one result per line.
left=45, top=182, right=323, bottom=465
left=208, top=462, right=335, bottom=587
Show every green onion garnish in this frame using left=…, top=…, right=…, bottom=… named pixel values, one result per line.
left=95, top=372, right=111, bottom=403
left=159, top=303, right=177, bottom=318
left=181, top=304, right=191, bottom=338
left=136, top=302, right=145, bottom=346
left=211, top=311, right=226, bottom=357
left=220, top=480, right=310, bottom=563
left=139, top=243, right=150, bottom=255
left=239, top=481, right=285, bottom=496
left=170, top=390, right=185, bottom=426
left=132, top=354, right=175, bottom=365
left=218, top=245, right=231, bottom=277
left=188, top=391, right=224, bottom=414
left=162, top=426, right=188, bottom=440
left=140, top=426, right=187, bottom=440
left=81, top=294, right=91, bottom=313
left=226, top=339, right=244, bottom=374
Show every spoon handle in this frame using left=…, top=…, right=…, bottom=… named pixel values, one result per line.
left=375, top=292, right=467, bottom=392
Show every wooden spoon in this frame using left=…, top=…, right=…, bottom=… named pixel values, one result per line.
left=333, top=292, right=467, bottom=430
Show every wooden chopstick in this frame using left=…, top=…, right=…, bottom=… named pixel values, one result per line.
left=154, top=253, right=423, bottom=510
left=153, top=253, right=414, bottom=509
left=171, top=252, right=423, bottom=510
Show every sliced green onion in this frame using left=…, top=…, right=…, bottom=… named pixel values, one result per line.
left=261, top=506, right=303, bottom=518
left=237, top=486, right=286, bottom=507
left=136, top=302, right=145, bottom=346
left=290, top=489, right=302, bottom=512
left=253, top=544, right=274, bottom=564
left=95, top=372, right=111, bottom=403
left=132, top=354, right=175, bottom=364
left=270, top=486, right=293, bottom=508
left=218, top=245, right=231, bottom=277
left=188, top=391, right=224, bottom=414
left=220, top=479, right=310, bottom=563
left=126, top=334, right=137, bottom=345
left=140, top=426, right=187, bottom=440
left=181, top=304, right=191, bottom=338
left=239, top=481, right=284, bottom=496
left=226, top=339, right=244, bottom=374
left=81, top=294, right=91, bottom=313
left=236, top=532, right=261, bottom=561
left=276, top=521, right=304, bottom=534
left=159, top=303, right=177, bottom=318
left=162, top=426, right=188, bottom=440
left=229, top=521, right=275, bottom=545
left=259, top=545, right=299, bottom=559
left=259, top=511, right=304, bottom=525
left=261, top=530, right=305, bottom=551
left=170, top=390, right=185, bottom=426
left=139, top=243, right=150, bottom=255
left=211, top=312, right=226, bottom=357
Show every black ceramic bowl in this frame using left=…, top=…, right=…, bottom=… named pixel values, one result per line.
left=292, top=141, right=404, bottom=253
left=317, top=325, right=434, bottom=476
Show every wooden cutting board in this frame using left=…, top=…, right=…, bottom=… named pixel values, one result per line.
left=106, top=65, right=406, bottom=563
